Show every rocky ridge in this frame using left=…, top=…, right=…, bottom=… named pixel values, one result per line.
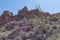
left=0, top=6, right=60, bottom=40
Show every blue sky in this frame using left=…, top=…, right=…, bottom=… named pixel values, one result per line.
left=0, top=0, right=60, bottom=15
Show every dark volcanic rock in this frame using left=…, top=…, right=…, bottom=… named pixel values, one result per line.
left=0, top=11, right=13, bottom=26
left=18, top=6, right=38, bottom=19
left=12, top=15, right=21, bottom=21
left=1, top=11, right=13, bottom=17
left=18, top=6, right=28, bottom=18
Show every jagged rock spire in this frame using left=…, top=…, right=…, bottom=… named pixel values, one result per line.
left=18, top=6, right=28, bottom=17
left=22, top=6, right=28, bottom=11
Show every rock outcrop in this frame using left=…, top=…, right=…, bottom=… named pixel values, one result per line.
left=0, top=6, right=60, bottom=40
left=0, top=11, right=13, bottom=26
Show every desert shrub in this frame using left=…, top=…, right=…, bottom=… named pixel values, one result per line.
left=31, top=16, right=47, bottom=33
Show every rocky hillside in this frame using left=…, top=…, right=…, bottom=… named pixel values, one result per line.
left=0, top=6, right=60, bottom=40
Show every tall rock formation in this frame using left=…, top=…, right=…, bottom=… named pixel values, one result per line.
left=0, top=11, right=13, bottom=26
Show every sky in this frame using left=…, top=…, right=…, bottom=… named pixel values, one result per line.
left=0, top=0, right=60, bottom=15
